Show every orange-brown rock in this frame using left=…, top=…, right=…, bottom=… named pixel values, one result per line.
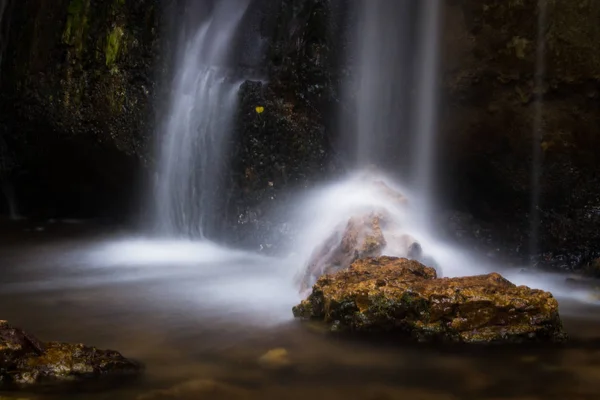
left=293, top=257, right=567, bottom=344
left=299, top=212, right=388, bottom=291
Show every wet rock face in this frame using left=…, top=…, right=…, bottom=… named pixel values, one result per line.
left=227, top=80, right=332, bottom=249
left=0, top=0, right=161, bottom=218
left=0, top=320, right=140, bottom=387
left=293, top=257, right=567, bottom=343
left=441, top=0, right=600, bottom=266
left=226, top=0, right=340, bottom=250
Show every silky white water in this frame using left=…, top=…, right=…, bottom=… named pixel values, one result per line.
left=154, top=0, right=251, bottom=239
left=411, top=0, right=442, bottom=228
left=341, top=0, right=412, bottom=167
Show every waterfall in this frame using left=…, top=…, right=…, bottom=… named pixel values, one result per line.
left=341, top=0, right=443, bottom=191
left=411, top=0, right=442, bottom=227
left=293, top=0, right=456, bottom=285
left=340, top=0, right=414, bottom=169
left=154, top=0, right=252, bottom=239
left=529, top=0, right=548, bottom=262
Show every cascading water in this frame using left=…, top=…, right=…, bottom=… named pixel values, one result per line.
left=345, top=1, right=414, bottom=168
left=411, top=0, right=442, bottom=227
left=154, top=0, right=252, bottom=239
left=529, top=0, right=548, bottom=263
left=291, top=0, right=595, bottom=303
left=297, top=1, right=448, bottom=274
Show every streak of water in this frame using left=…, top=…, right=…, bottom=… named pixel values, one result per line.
left=412, top=0, right=442, bottom=228
left=342, top=0, right=412, bottom=168
left=154, top=0, right=251, bottom=239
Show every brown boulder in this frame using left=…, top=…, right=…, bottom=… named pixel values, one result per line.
left=293, top=257, right=567, bottom=344
left=0, top=320, right=140, bottom=387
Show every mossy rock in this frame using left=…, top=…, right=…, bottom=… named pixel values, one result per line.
left=294, top=257, right=567, bottom=344
left=0, top=320, right=140, bottom=387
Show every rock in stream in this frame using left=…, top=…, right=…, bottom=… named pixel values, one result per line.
left=294, top=256, right=567, bottom=344
left=0, top=320, right=140, bottom=387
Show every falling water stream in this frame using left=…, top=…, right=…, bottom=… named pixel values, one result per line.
left=412, top=0, right=442, bottom=227
left=346, top=1, right=413, bottom=167
left=154, top=0, right=252, bottom=238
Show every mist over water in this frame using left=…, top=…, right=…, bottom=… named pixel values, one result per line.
left=287, top=170, right=598, bottom=305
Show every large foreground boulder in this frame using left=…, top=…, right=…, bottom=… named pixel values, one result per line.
left=293, top=257, right=567, bottom=343
left=0, top=320, right=140, bottom=387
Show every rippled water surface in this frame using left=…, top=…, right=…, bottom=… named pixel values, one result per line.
left=1, top=221, right=600, bottom=400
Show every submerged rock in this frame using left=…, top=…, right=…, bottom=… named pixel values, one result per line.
left=257, top=348, right=292, bottom=370
left=0, top=320, right=140, bottom=387
left=293, top=257, right=567, bottom=344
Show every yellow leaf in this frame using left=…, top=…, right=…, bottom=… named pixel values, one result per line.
left=541, top=141, right=552, bottom=152
left=255, top=106, right=264, bottom=114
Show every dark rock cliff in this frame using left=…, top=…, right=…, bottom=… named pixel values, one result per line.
left=225, top=0, right=342, bottom=250
left=0, top=0, right=161, bottom=219
left=440, top=0, right=600, bottom=270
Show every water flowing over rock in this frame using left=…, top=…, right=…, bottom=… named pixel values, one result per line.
left=297, top=176, right=439, bottom=291
left=0, top=320, right=140, bottom=387
left=293, top=257, right=567, bottom=344
left=299, top=211, right=386, bottom=290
